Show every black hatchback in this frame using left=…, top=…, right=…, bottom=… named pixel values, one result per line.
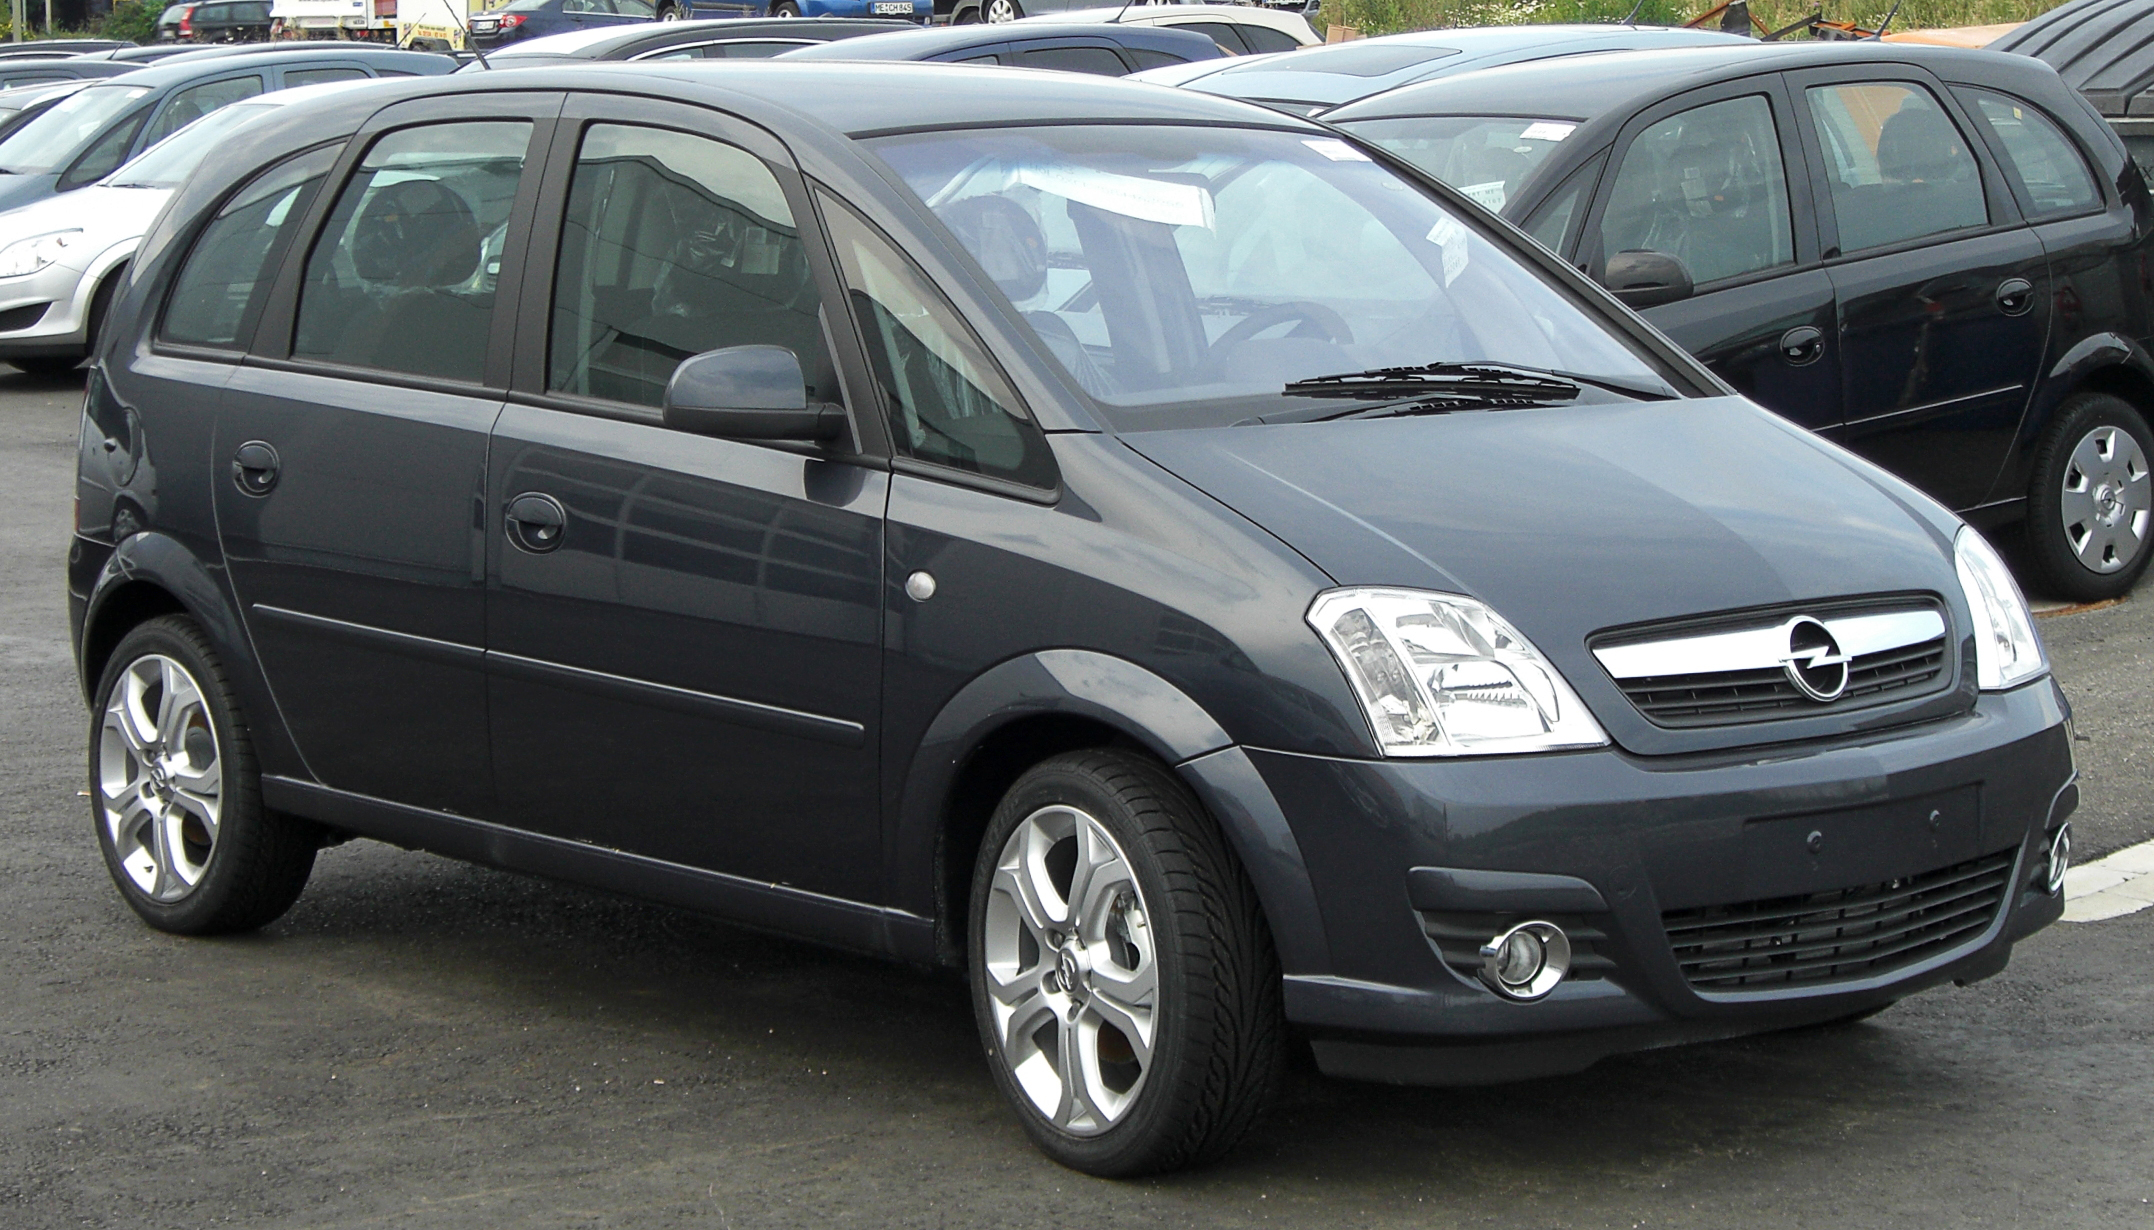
left=72, top=63, right=2072, bottom=1176
left=1326, top=41, right=2154, bottom=601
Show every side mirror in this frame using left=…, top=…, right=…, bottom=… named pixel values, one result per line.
left=1603, top=250, right=1695, bottom=311
left=662, top=345, right=846, bottom=442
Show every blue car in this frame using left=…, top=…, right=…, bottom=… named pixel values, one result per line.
left=660, top=0, right=928, bottom=19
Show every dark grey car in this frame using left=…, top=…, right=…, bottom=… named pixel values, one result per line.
left=71, top=63, right=2072, bottom=1177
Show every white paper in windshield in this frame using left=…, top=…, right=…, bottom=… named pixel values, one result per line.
left=1302, top=137, right=1371, bottom=162
left=1014, top=164, right=1214, bottom=228
left=1460, top=180, right=1507, bottom=211
left=1426, top=214, right=1469, bottom=285
left=1520, top=121, right=1577, bottom=142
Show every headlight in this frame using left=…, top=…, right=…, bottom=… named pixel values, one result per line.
left=0, top=229, right=81, bottom=278
left=1307, top=588, right=1608, bottom=756
left=1954, top=526, right=2045, bottom=690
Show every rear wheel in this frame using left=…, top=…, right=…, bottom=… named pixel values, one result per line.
left=981, top=0, right=1019, bottom=20
left=657, top=0, right=682, bottom=16
left=2022, top=392, right=2153, bottom=602
left=968, top=750, right=1283, bottom=1176
left=770, top=0, right=800, bottom=14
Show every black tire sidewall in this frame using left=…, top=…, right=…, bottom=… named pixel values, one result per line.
left=2025, top=393, right=2154, bottom=602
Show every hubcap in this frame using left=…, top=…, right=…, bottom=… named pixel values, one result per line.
left=98, top=655, right=222, bottom=902
left=2060, top=424, right=2151, bottom=573
left=982, top=805, right=1156, bottom=1136
left=985, top=0, right=1015, bottom=20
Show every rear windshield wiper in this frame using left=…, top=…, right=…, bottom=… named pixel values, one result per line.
left=1244, top=361, right=1675, bottom=424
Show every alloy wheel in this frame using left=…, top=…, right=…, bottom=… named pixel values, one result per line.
left=981, top=804, right=1157, bottom=1136
left=2060, top=423, right=2151, bottom=573
left=98, top=654, right=222, bottom=902
left=983, top=0, right=1018, bottom=21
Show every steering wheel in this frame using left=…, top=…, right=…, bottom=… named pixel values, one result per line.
left=1204, top=301, right=1354, bottom=362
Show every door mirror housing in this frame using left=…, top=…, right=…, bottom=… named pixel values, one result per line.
left=1603, top=250, right=1695, bottom=311
left=662, top=345, right=846, bottom=442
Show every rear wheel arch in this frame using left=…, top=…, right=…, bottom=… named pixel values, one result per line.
left=81, top=578, right=187, bottom=702
left=2072, top=361, right=2154, bottom=423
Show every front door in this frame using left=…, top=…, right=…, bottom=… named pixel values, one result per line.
left=484, top=97, right=886, bottom=899
left=214, top=95, right=556, bottom=815
left=1793, top=70, right=2051, bottom=511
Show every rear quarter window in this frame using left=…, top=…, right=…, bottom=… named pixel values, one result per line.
left=1959, top=88, right=2101, bottom=218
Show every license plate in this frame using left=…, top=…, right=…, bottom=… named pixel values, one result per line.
left=871, top=2, right=912, bottom=13
left=471, top=17, right=496, bottom=28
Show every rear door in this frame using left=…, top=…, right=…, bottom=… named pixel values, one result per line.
left=1580, top=75, right=1843, bottom=432
left=1790, top=66, right=2050, bottom=511
left=212, top=92, right=559, bottom=815
left=483, top=94, right=887, bottom=899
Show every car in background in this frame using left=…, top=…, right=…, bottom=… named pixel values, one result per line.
left=1013, top=3, right=1317, bottom=55
left=1132, top=23, right=1751, bottom=116
left=1988, top=0, right=2154, bottom=178
left=468, top=0, right=659, bottom=49
left=157, top=3, right=198, bottom=40
left=658, top=0, right=929, bottom=21
left=0, top=59, right=141, bottom=91
left=0, top=48, right=452, bottom=216
left=0, top=78, right=378, bottom=376
left=777, top=21, right=1222, bottom=72
left=456, top=16, right=915, bottom=68
left=0, top=41, right=127, bottom=58
left=1325, top=41, right=2154, bottom=599
left=0, top=80, right=94, bottom=144
left=75, top=44, right=205, bottom=64
left=176, top=0, right=276, bottom=42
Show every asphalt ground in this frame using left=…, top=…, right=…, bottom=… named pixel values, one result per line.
left=2, top=371, right=2149, bottom=1228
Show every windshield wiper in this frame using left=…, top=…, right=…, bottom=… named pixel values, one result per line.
left=1243, top=361, right=1675, bottom=424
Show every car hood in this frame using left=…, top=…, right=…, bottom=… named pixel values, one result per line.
left=0, top=183, right=163, bottom=267
left=1121, top=397, right=1972, bottom=753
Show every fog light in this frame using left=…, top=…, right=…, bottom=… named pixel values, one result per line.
left=1477, top=920, right=1571, bottom=1001
left=2046, top=824, right=2072, bottom=895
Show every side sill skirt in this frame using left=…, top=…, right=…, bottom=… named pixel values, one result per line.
left=262, top=776, right=935, bottom=961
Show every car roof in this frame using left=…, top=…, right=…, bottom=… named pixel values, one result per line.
left=776, top=20, right=1220, bottom=60
left=1988, top=0, right=2154, bottom=115
left=77, top=45, right=451, bottom=90
left=0, top=77, right=93, bottom=111
left=1322, top=39, right=2074, bottom=124
left=1026, top=4, right=1315, bottom=36
left=487, top=16, right=910, bottom=59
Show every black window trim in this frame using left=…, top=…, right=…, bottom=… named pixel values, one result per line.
left=1949, top=82, right=2110, bottom=225
left=626, top=38, right=815, bottom=60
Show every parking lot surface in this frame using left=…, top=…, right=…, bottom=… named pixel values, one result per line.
left=3, top=372, right=2150, bottom=1228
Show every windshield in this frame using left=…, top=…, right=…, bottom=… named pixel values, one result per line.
left=106, top=99, right=274, bottom=188
left=1338, top=115, right=1578, bottom=214
left=865, top=124, right=1669, bottom=430
left=0, top=85, right=146, bottom=174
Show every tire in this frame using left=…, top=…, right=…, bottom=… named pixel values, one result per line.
left=981, top=0, right=1019, bottom=20
left=770, top=0, right=800, bottom=14
left=953, top=4, right=979, bottom=21
left=967, top=750, right=1284, bottom=1177
left=2022, top=392, right=2154, bottom=602
left=89, top=615, right=318, bottom=935
left=657, top=0, right=681, bottom=17
left=8, top=355, right=82, bottom=377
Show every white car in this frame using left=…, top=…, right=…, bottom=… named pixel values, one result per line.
left=0, top=78, right=380, bottom=376
left=1013, top=4, right=1319, bottom=54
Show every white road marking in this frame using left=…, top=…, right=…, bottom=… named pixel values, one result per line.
left=2061, top=837, right=2154, bottom=923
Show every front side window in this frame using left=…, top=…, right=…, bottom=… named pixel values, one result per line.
left=284, top=67, right=369, bottom=89
left=1343, top=115, right=1579, bottom=214
left=822, top=197, right=1056, bottom=488
left=866, top=124, right=1667, bottom=431
left=142, top=75, right=264, bottom=149
left=1599, top=95, right=1793, bottom=288
left=293, top=121, right=532, bottom=382
left=162, top=144, right=339, bottom=348
left=1962, top=89, right=2099, bottom=218
left=0, top=85, right=148, bottom=175
left=548, top=123, right=836, bottom=410
left=1524, top=152, right=1603, bottom=253
left=1807, top=81, right=1987, bottom=253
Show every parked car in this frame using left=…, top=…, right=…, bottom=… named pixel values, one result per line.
left=777, top=21, right=1223, bottom=72
left=0, top=59, right=142, bottom=91
left=75, top=61, right=2072, bottom=1178
left=0, top=48, right=452, bottom=217
left=1132, top=23, right=1752, bottom=116
left=157, top=3, right=198, bottom=41
left=0, top=79, right=96, bottom=144
left=76, top=44, right=206, bottom=64
left=657, top=0, right=929, bottom=21
left=458, top=16, right=916, bottom=68
left=0, top=78, right=378, bottom=377
left=1325, top=41, right=2154, bottom=600
left=1988, top=0, right=2154, bottom=178
left=468, top=0, right=659, bottom=49
left=0, top=40, right=127, bottom=58
left=177, top=0, right=277, bottom=41
left=1013, top=3, right=1318, bottom=54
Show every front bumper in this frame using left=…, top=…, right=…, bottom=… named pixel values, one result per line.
left=0, top=257, right=104, bottom=360
left=1245, top=679, right=2073, bottom=1084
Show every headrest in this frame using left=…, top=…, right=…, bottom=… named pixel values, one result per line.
left=940, top=194, right=1048, bottom=305
left=1877, top=107, right=1969, bottom=184
left=350, top=178, right=480, bottom=289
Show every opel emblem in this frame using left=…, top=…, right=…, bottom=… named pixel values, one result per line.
left=1780, top=616, right=1851, bottom=702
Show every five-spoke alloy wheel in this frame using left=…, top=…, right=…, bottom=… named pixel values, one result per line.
left=2026, top=393, right=2154, bottom=601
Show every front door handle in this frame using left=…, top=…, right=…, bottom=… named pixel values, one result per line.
left=231, top=441, right=279, bottom=496
left=1995, top=277, right=2035, bottom=316
left=504, top=492, right=567, bottom=554
left=1778, top=325, right=1824, bottom=366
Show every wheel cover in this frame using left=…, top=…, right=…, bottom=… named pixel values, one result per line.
left=98, top=654, right=222, bottom=902
left=2060, top=424, right=2151, bottom=573
left=985, top=0, right=1016, bottom=20
left=982, top=804, right=1157, bottom=1136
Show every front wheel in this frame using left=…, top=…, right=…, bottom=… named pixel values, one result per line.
left=769, top=0, right=800, bottom=14
left=969, top=750, right=1284, bottom=1176
left=657, top=1, right=682, bottom=17
left=981, top=0, right=1020, bottom=21
left=2022, top=392, right=2154, bottom=602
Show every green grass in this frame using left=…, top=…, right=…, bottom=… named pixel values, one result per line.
left=1322, top=0, right=2071, bottom=38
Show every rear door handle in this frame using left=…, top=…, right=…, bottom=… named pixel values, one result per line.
left=231, top=441, right=279, bottom=496
left=1778, top=325, right=1824, bottom=366
left=504, top=492, right=567, bottom=554
left=1995, top=278, right=2035, bottom=316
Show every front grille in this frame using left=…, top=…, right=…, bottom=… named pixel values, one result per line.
left=0, top=301, right=49, bottom=332
left=1663, top=849, right=2014, bottom=992
left=1620, top=635, right=1948, bottom=727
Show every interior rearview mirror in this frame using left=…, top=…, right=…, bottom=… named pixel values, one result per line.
left=1603, top=250, right=1695, bottom=311
left=662, top=345, right=846, bottom=442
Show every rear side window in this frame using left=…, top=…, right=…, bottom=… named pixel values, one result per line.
left=143, top=75, right=263, bottom=148
left=1806, top=81, right=1987, bottom=253
left=284, top=67, right=369, bottom=89
left=162, top=144, right=339, bottom=348
left=821, top=196, right=1055, bottom=489
left=547, top=123, right=837, bottom=409
left=1239, top=26, right=1301, bottom=54
left=1019, top=45, right=1130, bottom=76
left=293, top=121, right=532, bottom=382
left=1175, top=22, right=1247, bottom=53
left=1961, top=89, right=2100, bottom=218
left=1600, top=94, right=1793, bottom=287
